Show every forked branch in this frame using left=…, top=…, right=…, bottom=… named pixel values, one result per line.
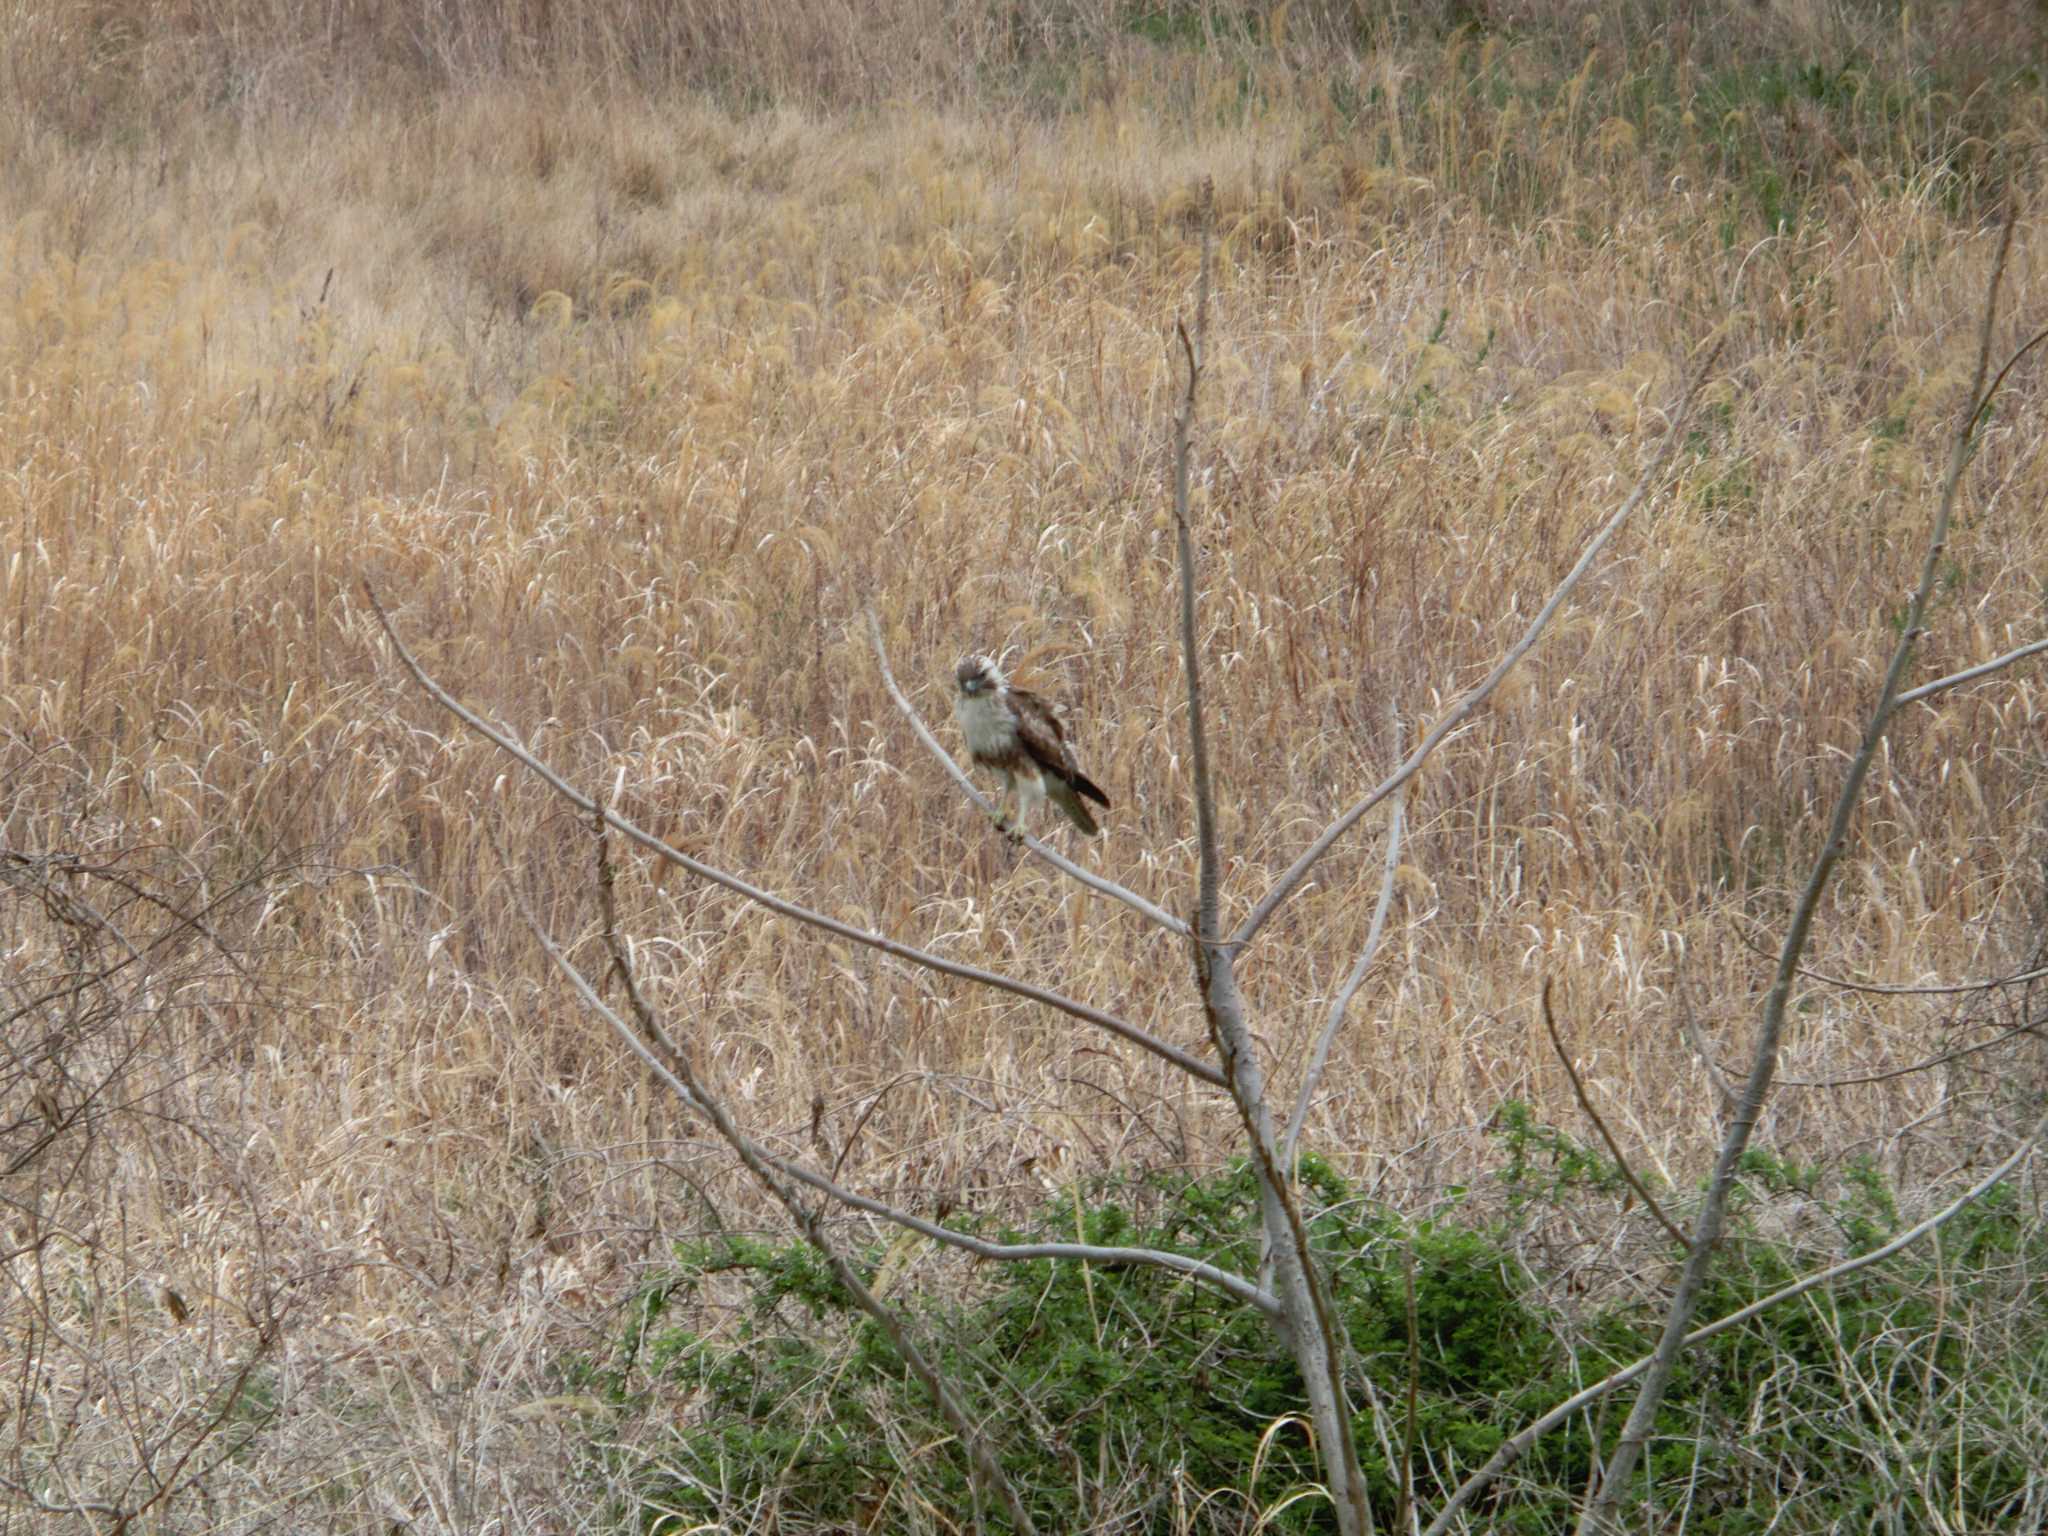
left=1576, top=203, right=2024, bottom=1535
left=1169, top=184, right=1378, bottom=1536
left=515, top=838, right=1276, bottom=1313
left=1235, top=338, right=1726, bottom=949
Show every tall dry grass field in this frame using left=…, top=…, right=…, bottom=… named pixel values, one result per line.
left=5, top=1, right=2047, bottom=1528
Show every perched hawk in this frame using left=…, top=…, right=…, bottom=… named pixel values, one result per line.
left=953, top=655, right=1111, bottom=837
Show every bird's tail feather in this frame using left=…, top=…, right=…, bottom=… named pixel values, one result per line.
left=1070, top=772, right=1110, bottom=808
left=1049, top=781, right=1102, bottom=836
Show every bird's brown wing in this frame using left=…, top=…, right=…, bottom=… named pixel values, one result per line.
left=1011, top=688, right=1110, bottom=809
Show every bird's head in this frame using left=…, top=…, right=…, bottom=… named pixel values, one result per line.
left=955, top=654, right=1003, bottom=697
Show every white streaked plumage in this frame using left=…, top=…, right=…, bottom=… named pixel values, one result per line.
left=953, top=655, right=1110, bottom=836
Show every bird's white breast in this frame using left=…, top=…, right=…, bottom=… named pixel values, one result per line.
left=955, top=690, right=1018, bottom=758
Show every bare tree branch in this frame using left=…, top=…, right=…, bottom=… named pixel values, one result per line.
left=1577, top=204, right=2022, bottom=1534
left=1540, top=979, right=1687, bottom=1248
left=1282, top=784, right=1405, bottom=1175
left=1784, top=959, right=2048, bottom=997
left=1424, top=1102, right=2048, bottom=1536
left=361, top=582, right=1225, bottom=1088
left=1169, top=184, right=1377, bottom=1536
left=565, top=813, right=1043, bottom=1536
left=1728, top=914, right=2048, bottom=997
left=1967, top=319, right=2048, bottom=433
left=1234, top=338, right=1726, bottom=950
left=1673, top=969, right=1739, bottom=1117
left=863, top=610, right=1190, bottom=937
left=1726, top=1014, right=2043, bottom=1090
left=1897, top=635, right=2048, bottom=706
left=1175, top=201, right=1220, bottom=942
left=0, top=1472, right=126, bottom=1525
left=509, top=831, right=1279, bottom=1315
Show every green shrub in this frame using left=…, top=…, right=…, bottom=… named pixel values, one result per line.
left=566, top=1132, right=2048, bottom=1533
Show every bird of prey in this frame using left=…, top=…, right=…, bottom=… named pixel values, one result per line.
left=953, top=655, right=1111, bottom=837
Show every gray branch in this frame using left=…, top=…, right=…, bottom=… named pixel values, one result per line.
left=524, top=871, right=1276, bottom=1315
left=1576, top=207, right=2021, bottom=1534
left=1896, top=634, right=2048, bottom=706
left=1282, top=784, right=1405, bottom=1175
left=1234, top=340, right=1724, bottom=949
left=1785, top=958, right=2048, bottom=997
left=1169, top=184, right=1377, bottom=1536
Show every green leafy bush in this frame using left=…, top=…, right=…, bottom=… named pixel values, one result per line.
left=567, top=1130, right=2047, bottom=1533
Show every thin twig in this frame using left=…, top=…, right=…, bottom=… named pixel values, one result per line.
left=0, top=1474, right=125, bottom=1524
left=1282, top=785, right=1405, bottom=1174
left=1540, top=980, right=1688, bottom=1248
left=362, top=582, right=1225, bottom=1088
left=1728, top=914, right=2048, bottom=996
left=1966, top=320, right=2048, bottom=434
left=1717, top=1014, right=2042, bottom=1090
left=1897, top=634, right=2048, bottom=706
left=1673, top=969, right=1739, bottom=1117
left=1788, top=960, right=2048, bottom=997
left=1175, top=209, right=1220, bottom=942
left=864, top=610, right=1189, bottom=936
left=1422, top=1102, right=2048, bottom=1536
left=1236, top=337, right=1726, bottom=949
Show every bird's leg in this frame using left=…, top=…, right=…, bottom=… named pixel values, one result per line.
left=989, top=781, right=1020, bottom=842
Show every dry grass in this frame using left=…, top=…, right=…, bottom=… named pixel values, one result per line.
left=5, top=1, right=2048, bottom=1528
